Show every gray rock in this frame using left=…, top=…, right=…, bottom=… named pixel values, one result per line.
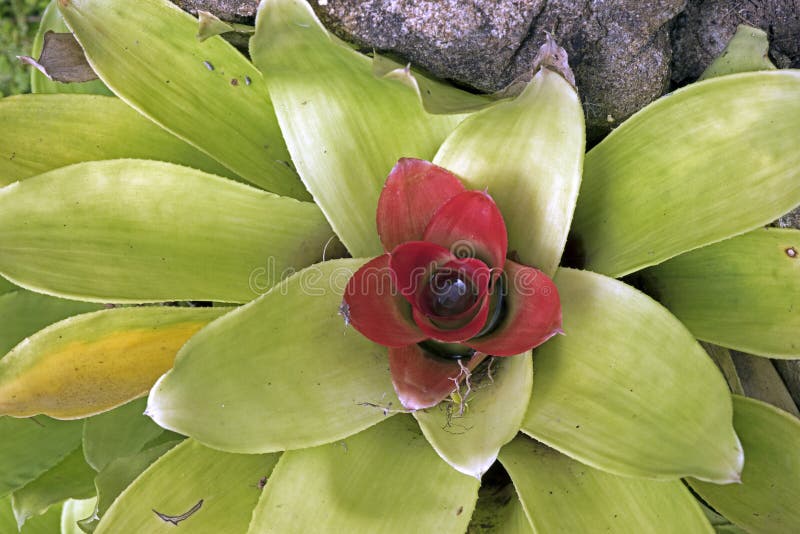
left=172, top=0, right=258, bottom=24
left=311, top=0, right=686, bottom=142
left=174, top=0, right=799, bottom=142
left=671, top=0, right=800, bottom=84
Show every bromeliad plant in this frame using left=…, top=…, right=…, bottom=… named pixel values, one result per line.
left=343, top=157, right=562, bottom=410
left=0, top=0, right=799, bottom=532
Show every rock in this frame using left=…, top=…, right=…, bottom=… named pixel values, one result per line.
left=311, top=0, right=686, bottom=142
left=171, top=0, right=258, bottom=24
left=671, top=0, right=800, bottom=85
left=173, top=0, right=799, bottom=142
left=773, top=206, right=800, bottom=229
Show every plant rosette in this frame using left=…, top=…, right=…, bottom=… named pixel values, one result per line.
left=0, top=0, right=798, bottom=532
left=343, top=157, right=562, bottom=411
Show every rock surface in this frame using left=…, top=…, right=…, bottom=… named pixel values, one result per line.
left=172, top=0, right=259, bottom=24
left=311, top=0, right=685, bottom=142
left=172, top=0, right=799, bottom=142
left=672, top=0, right=800, bottom=85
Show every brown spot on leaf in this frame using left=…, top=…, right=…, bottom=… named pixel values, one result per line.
left=786, top=247, right=798, bottom=258
left=231, top=78, right=239, bottom=86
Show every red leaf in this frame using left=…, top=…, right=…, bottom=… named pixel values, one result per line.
left=389, top=241, right=453, bottom=300
left=343, top=254, right=426, bottom=348
left=389, top=345, right=488, bottom=410
left=423, top=190, right=508, bottom=269
left=376, top=158, right=465, bottom=251
left=412, top=257, right=492, bottom=342
left=467, top=260, right=562, bottom=356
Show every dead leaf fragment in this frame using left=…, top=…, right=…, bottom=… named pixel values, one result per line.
left=18, top=31, right=98, bottom=83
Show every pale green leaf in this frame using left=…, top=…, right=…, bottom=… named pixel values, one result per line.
left=0, top=306, right=227, bottom=419
left=196, top=10, right=235, bottom=41
left=700, top=25, right=776, bottom=80
left=82, top=398, right=164, bottom=472
left=0, top=277, right=15, bottom=296
left=0, top=290, right=100, bottom=357
left=434, top=68, right=585, bottom=275
left=467, top=484, right=533, bottom=534
left=250, top=0, right=464, bottom=257
left=248, top=415, right=478, bottom=533
left=414, top=353, right=532, bottom=478
left=689, top=396, right=800, bottom=533
left=0, top=417, right=82, bottom=497
left=572, top=70, right=800, bottom=277
left=0, top=496, right=61, bottom=534
left=58, top=0, right=306, bottom=198
left=0, top=93, right=238, bottom=186
left=522, top=268, right=742, bottom=483
left=702, top=343, right=745, bottom=396
left=0, top=159, right=334, bottom=303
left=30, top=1, right=112, bottom=95
left=499, top=437, right=713, bottom=533
left=81, top=440, right=180, bottom=532
left=372, top=54, right=495, bottom=114
left=639, top=228, right=800, bottom=358
left=95, top=439, right=278, bottom=534
left=730, top=351, right=800, bottom=416
left=11, top=447, right=95, bottom=529
left=148, top=259, right=400, bottom=453
left=61, top=498, right=97, bottom=534
left=699, top=504, right=748, bottom=534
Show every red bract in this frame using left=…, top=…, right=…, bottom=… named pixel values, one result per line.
left=344, top=158, right=562, bottom=410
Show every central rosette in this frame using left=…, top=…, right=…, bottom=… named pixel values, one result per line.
left=343, top=158, right=562, bottom=410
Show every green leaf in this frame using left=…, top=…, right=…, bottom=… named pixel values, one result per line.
left=0, top=417, right=82, bottom=497
left=0, top=306, right=227, bottom=419
left=61, top=498, right=97, bottom=534
left=148, top=259, right=400, bottom=453
left=700, top=25, right=776, bottom=80
left=689, top=396, right=800, bottom=533
left=699, top=503, right=748, bottom=534
left=467, top=484, right=533, bottom=534
left=0, top=93, right=238, bottom=186
left=414, top=353, right=532, bottom=478
left=572, top=70, right=800, bottom=277
left=702, top=343, right=745, bottom=396
left=95, top=439, right=277, bottom=533
left=434, top=68, right=585, bottom=275
left=372, top=54, right=495, bottom=114
left=82, top=398, right=164, bottom=472
left=248, top=415, right=478, bottom=533
left=58, top=0, right=306, bottom=198
left=639, top=228, right=800, bottom=358
left=11, top=446, right=95, bottom=529
left=0, top=496, right=61, bottom=534
left=0, top=290, right=100, bottom=357
left=499, top=437, right=713, bottom=533
left=729, top=351, right=800, bottom=416
left=0, top=277, right=15, bottom=296
left=81, top=440, right=180, bottom=532
left=0, top=159, right=334, bottom=303
left=250, top=0, right=464, bottom=257
left=522, top=268, right=742, bottom=483
left=30, top=1, right=112, bottom=95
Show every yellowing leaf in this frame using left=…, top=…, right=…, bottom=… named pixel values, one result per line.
left=0, top=307, right=227, bottom=419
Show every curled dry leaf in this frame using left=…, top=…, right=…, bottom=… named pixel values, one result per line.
left=18, top=31, right=97, bottom=83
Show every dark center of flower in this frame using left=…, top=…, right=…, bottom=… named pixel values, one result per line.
left=426, top=269, right=477, bottom=317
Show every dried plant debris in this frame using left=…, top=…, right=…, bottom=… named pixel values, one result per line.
left=152, top=498, right=203, bottom=526
left=18, top=31, right=98, bottom=83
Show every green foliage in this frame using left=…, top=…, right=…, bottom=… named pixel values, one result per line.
left=0, top=0, right=49, bottom=96
left=0, top=0, right=798, bottom=532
